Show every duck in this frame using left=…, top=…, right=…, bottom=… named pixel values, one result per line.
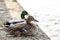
left=8, top=15, right=38, bottom=37
left=4, top=10, right=29, bottom=28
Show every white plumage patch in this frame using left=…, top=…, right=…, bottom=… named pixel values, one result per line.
left=25, top=15, right=29, bottom=19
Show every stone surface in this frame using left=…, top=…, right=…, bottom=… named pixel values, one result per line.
left=0, top=0, right=4, bottom=2
left=0, top=27, right=50, bottom=40
left=0, top=2, right=12, bottom=22
left=4, top=0, right=24, bottom=20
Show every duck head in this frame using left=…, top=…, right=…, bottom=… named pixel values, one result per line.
left=26, top=16, right=38, bottom=24
left=21, top=10, right=29, bottom=19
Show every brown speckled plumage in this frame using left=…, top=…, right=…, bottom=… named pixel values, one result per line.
left=5, top=16, right=38, bottom=37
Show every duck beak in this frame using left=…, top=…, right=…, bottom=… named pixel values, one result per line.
left=34, top=20, right=39, bottom=22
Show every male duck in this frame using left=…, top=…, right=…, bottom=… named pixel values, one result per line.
left=4, top=10, right=29, bottom=28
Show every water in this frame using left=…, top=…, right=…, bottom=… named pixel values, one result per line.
left=17, top=0, right=60, bottom=40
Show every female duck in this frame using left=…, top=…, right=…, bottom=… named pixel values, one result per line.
left=8, top=15, right=38, bottom=37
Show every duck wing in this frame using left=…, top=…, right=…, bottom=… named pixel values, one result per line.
left=10, top=24, right=26, bottom=31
